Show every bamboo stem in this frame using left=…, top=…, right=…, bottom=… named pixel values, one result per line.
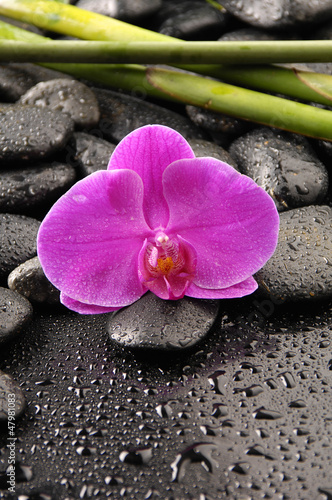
left=147, top=67, right=332, bottom=141
left=1, top=0, right=332, bottom=106
left=2, top=39, right=332, bottom=65
left=1, top=16, right=332, bottom=140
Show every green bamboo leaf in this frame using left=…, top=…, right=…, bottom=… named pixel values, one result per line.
left=293, top=68, right=332, bottom=103
left=147, top=66, right=332, bottom=141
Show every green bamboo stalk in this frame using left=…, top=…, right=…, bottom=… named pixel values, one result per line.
left=147, top=67, right=332, bottom=141
left=2, top=39, right=332, bottom=65
left=1, top=0, right=332, bottom=106
left=0, top=0, right=172, bottom=42
left=0, top=20, right=172, bottom=100
left=1, top=20, right=332, bottom=141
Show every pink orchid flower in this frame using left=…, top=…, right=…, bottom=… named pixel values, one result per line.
left=37, top=125, right=279, bottom=314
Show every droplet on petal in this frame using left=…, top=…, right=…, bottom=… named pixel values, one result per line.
left=138, top=233, right=197, bottom=300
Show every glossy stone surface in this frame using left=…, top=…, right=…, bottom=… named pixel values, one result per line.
left=94, top=88, right=205, bottom=143
left=0, top=298, right=330, bottom=498
left=0, top=369, right=26, bottom=421
left=0, top=62, right=72, bottom=102
left=20, top=79, right=100, bottom=129
left=0, top=105, right=74, bottom=162
left=218, top=0, right=332, bottom=28
left=255, top=205, right=332, bottom=301
left=69, top=132, right=116, bottom=176
left=186, top=104, right=252, bottom=148
left=108, top=292, right=220, bottom=349
left=8, top=257, right=60, bottom=305
left=156, top=0, right=228, bottom=39
left=188, top=138, right=238, bottom=170
left=0, top=162, right=76, bottom=215
left=0, top=214, right=40, bottom=281
left=0, top=287, right=33, bottom=344
left=229, top=128, right=329, bottom=211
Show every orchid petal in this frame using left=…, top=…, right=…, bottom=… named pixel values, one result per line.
left=61, top=292, right=121, bottom=314
left=186, top=276, right=258, bottom=299
left=37, top=169, right=151, bottom=308
left=107, top=125, right=195, bottom=229
left=163, top=158, right=279, bottom=289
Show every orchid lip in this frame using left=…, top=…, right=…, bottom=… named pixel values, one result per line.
left=138, top=232, right=197, bottom=300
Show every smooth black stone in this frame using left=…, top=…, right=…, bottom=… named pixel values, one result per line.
left=107, top=292, right=220, bottom=349
left=94, top=88, right=205, bottom=143
left=218, top=0, right=332, bottom=28
left=186, top=105, right=252, bottom=148
left=0, top=105, right=74, bottom=162
left=255, top=205, right=332, bottom=301
left=157, top=0, right=228, bottom=40
left=229, top=128, right=329, bottom=211
left=68, top=132, right=116, bottom=176
left=0, top=213, right=40, bottom=281
left=0, top=369, right=26, bottom=421
left=8, top=257, right=60, bottom=305
left=20, top=79, right=100, bottom=129
left=0, top=63, right=73, bottom=102
left=76, top=0, right=162, bottom=22
left=0, top=161, right=76, bottom=214
left=187, top=138, right=239, bottom=170
left=0, top=287, right=33, bottom=345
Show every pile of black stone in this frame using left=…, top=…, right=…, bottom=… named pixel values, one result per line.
left=0, top=1, right=331, bottom=499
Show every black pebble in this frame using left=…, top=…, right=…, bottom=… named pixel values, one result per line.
left=0, top=162, right=76, bottom=215
left=0, top=213, right=40, bottom=281
left=229, top=128, right=329, bottom=211
left=0, top=287, right=33, bottom=345
left=68, top=132, right=116, bottom=176
left=0, top=105, right=74, bottom=162
left=8, top=256, right=60, bottom=305
left=94, top=88, right=205, bottom=143
left=20, top=79, right=100, bottom=129
left=255, top=205, right=332, bottom=301
left=107, top=292, right=220, bottom=350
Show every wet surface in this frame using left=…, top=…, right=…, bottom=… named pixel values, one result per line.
left=0, top=298, right=331, bottom=498
left=0, top=1, right=331, bottom=498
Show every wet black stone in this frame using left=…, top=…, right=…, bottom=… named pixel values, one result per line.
left=0, top=64, right=36, bottom=102
left=94, top=88, right=205, bottom=143
left=187, top=138, right=239, bottom=170
left=156, top=0, right=228, bottom=40
left=0, top=63, right=73, bottom=102
left=255, top=205, right=332, bottom=301
left=229, top=128, right=329, bottom=211
left=8, top=257, right=60, bottom=306
left=0, top=369, right=26, bottom=421
left=186, top=105, right=252, bottom=148
left=75, top=0, right=162, bottom=22
left=0, top=213, right=40, bottom=281
left=69, top=132, right=116, bottom=176
left=219, top=0, right=332, bottom=29
left=107, top=292, right=220, bottom=349
left=0, top=162, right=76, bottom=215
left=0, top=287, right=33, bottom=345
left=0, top=105, right=74, bottom=162
left=20, top=79, right=100, bottom=130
